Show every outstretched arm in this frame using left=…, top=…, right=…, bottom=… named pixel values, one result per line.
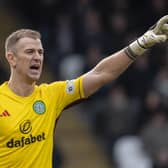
left=82, top=15, right=168, bottom=97
left=83, top=49, right=132, bottom=97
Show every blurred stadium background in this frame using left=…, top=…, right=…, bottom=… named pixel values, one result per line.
left=0, top=0, right=168, bottom=168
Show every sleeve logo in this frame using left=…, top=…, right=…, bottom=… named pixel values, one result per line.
left=66, top=80, right=75, bottom=94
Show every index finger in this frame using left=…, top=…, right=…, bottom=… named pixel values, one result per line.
left=154, top=15, right=168, bottom=34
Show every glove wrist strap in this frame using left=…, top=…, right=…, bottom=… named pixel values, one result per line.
left=129, top=39, right=147, bottom=55
left=124, top=39, right=147, bottom=61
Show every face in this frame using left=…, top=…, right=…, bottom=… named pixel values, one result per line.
left=9, top=37, right=44, bottom=83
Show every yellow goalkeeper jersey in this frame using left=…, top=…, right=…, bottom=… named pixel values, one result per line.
left=0, top=76, right=85, bottom=168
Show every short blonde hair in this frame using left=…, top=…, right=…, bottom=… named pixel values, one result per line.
left=5, top=29, right=41, bottom=52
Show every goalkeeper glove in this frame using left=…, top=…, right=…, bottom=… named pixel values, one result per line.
left=125, top=15, right=168, bottom=61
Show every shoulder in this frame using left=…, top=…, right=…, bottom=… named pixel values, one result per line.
left=37, top=81, right=66, bottom=90
left=37, top=76, right=84, bottom=94
left=0, top=81, right=8, bottom=92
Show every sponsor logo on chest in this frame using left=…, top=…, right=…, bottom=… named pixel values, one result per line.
left=6, top=120, right=46, bottom=148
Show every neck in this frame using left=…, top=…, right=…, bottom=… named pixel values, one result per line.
left=8, top=78, right=36, bottom=97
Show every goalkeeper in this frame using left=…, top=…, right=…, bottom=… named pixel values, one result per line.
left=0, top=15, right=168, bottom=168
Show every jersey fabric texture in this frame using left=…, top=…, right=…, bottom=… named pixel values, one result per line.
left=0, top=76, right=85, bottom=168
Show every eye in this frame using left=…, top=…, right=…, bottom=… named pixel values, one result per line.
left=25, top=49, right=34, bottom=54
left=38, top=49, right=44, bottom=55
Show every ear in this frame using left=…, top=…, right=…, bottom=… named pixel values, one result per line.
left=5, top=51, right=17, bottom=68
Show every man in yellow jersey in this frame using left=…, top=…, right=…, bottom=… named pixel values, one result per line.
left=0, top=15, right=168, bottom=168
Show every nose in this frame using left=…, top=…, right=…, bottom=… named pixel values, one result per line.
left=33, top=51, right=41, bottom=60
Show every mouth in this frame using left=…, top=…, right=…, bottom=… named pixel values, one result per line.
left=29, top=64, right=41, bottom=72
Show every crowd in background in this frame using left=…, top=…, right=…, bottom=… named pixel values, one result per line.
left=1, top=0, right=168, bottom=168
